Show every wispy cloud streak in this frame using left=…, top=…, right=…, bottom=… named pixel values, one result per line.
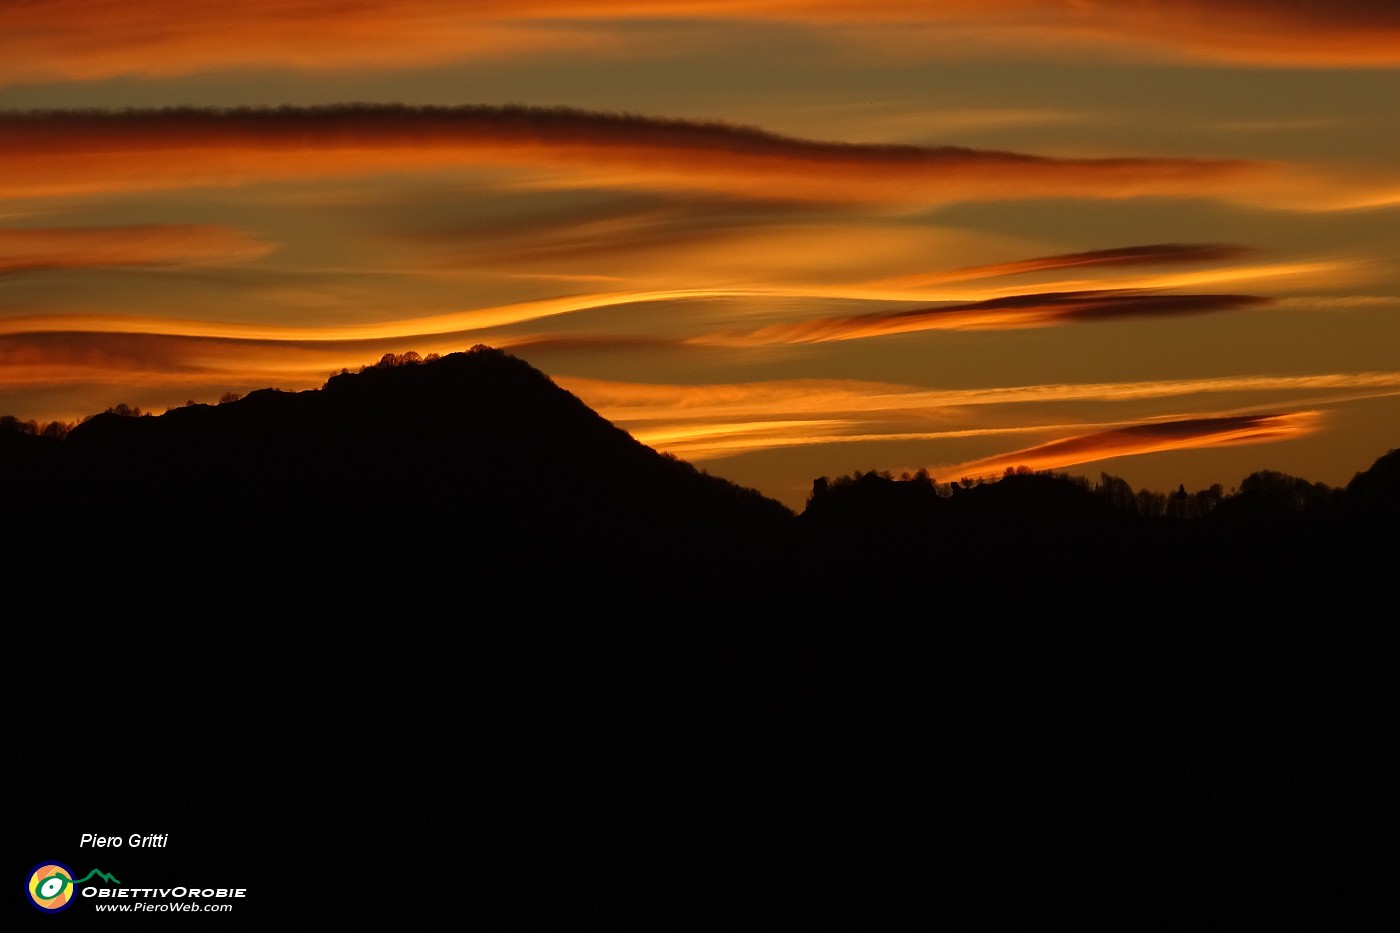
left=560, top=373, right=1400, bottom=463
left=940, top=412, right=1322, bottom=477
left=873, top=243, right=1256, bottom=289
left=0, top=106, right=1262, bottom=205
left=4, top=0, right=1396, bottom=83
left=561, top=371, right=1400, bottom=424
left=0, top=225, right=273, bottom=274
left=708, top=290, right=1271, bottom=344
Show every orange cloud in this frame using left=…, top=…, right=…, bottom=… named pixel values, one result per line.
left=629, top=420, right=1085, bottom=461
left=417, top=210, right=988, bottom=291
left=941, top=412, right=1323, bottom=477
left=0, top=331, right=343, bottom=385
left=0, top=1, right=620, bottom=84
left=558, top=372, right=1400, bottom=461
left=0, top=106, right=1261, bottom=206
left=5, top=316, right=1393, bottom=465
left=0, top=289, right=745, bottom=342
left=1008, top=261, right=1362, bottom=298
left=0, top=225, right=273, bottom=274
left=3, top=1, right=1395, bottom=83
left=826, top=1, right=1400, bottom=68
left=560, top=371, right=1400, bottom=425
left=709, top=289, right=1270, bottom=344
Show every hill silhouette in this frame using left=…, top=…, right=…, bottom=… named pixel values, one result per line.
left=6, top=348, right=1395, bottom=929
left=6, top=345, right=790, bottom=615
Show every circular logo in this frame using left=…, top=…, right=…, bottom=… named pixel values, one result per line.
left=27, top=862, right=77, bottom=913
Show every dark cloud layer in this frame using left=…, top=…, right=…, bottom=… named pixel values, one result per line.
left=0, top=105, right=1261, bottom=204
left=720, top=290, right=1272, bottom=344
left=934, top=243, right=1257, bottom=283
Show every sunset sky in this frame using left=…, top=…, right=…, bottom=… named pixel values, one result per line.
left=3, top=1, right=1397, bottom=507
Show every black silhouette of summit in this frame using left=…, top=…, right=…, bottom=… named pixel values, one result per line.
left=7, top=345, right=789, bottom=613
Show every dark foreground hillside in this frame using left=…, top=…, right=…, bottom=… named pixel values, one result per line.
left=3, top=345, right=790, bottom=614
left=7, top=348, right=1395, bottom=929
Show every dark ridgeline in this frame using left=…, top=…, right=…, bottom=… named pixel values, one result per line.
left=6, top=346, right=791, bottom=615
left=5, top=347, right=1395, bottom=929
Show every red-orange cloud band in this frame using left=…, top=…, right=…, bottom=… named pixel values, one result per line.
left=4, top=0, right=1397, bottom=82
left=942, top=412, right=1322, bottom=477
left=0, top=106, right=1262, bottom=204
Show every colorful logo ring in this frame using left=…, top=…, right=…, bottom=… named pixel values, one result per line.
left=27, top=861, right=78, bottom=913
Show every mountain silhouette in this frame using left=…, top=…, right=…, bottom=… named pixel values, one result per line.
left=1347, top=444, right=1400, bottom=518
left=8, top=345, right=790, bottom=615
left=6, top=348, right=1396, bottom=929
